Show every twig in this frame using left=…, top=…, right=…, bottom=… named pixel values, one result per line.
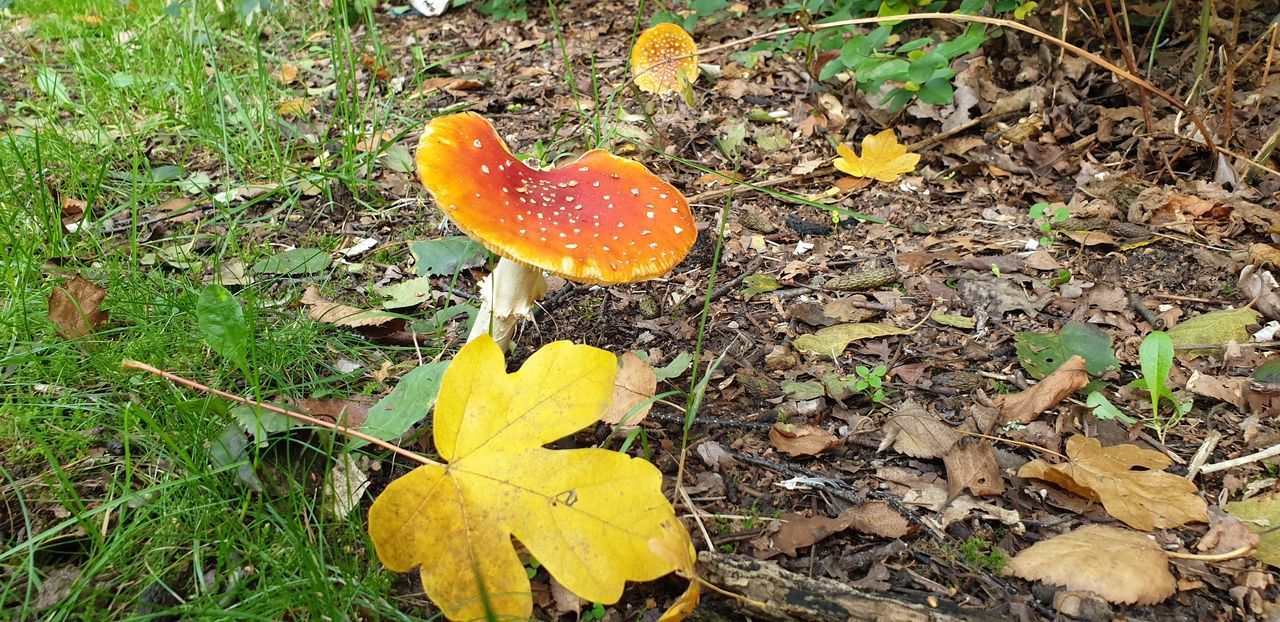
left=1199, top=442, right=1280, bottom=474
left=121, top=360, right=436, bottom=466
left=684, top=256, right=766, bottom=313
left=1185, top=430, right=1221, bottom=480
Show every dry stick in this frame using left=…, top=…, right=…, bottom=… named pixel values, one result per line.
left=1102, top=0, right=1154, bottom=136
left=1185, top=430, right=1221, bottom=480
left=121, top=360, right=438, bottom=467
left=1199, top=442, right=1280, bottom=474
left=694, top=13, right=1239, bottom=172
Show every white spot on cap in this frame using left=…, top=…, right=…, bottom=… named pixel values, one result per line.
left=481, top=164, right=490, bottom=174
left=646, top=212, right=654, bottom=219
left=473, top=139, right=482, bottom=148
left=630, top=188, right=640, bottom=196
left=565, top=243, right=578, bottom=249
left=673, top=225, right=683, bottom=234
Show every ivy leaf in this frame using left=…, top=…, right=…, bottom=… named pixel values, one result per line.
left=832, top=129, right=920, bottom=183
left=368, top=337, right=696, bottom=621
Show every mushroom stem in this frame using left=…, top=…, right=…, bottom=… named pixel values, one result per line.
left=467, top=257, right=548, bottom=352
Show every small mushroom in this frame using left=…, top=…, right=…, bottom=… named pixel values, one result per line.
left=630, top=23, right=699, bottom=95
left=415, top=112, right=696, bottom=350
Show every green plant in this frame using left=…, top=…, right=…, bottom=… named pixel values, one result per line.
left=582, top=602, right=608, bottom=621
left=1130, top=331, right=1193, bottom=441
left=660, top=1, right=1032, bottom=111
left=462, top=0, right=528, bottom=20
left=958, top=536, right=1007, bottom=574
left=1029, top=201, right=1069, bottom=248
left=853, top=364, right=888, bottom=403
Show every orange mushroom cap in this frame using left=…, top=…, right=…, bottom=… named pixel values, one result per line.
left=631, top=23, right=699, bottom=95
left=415, top=112, right=696, bottom=285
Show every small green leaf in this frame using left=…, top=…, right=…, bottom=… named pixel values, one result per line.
left=408, top=236, right=487, bottom=277
left=353, top=360, right=451, bottom=448
left=652, top=351, right=693, bottom=381
left=1015, top=322, right=1118, bottom=379
left=742, top=274, right=780, bottom=299
left=1139, top=331, right=1174, bottom=419
left=1086, top=391, right=1136, bottom=424
left=251, top=248, right=331, bottom=275
left=197, top=284, right=249, bottom=372
left=378, top=276, right=436, bottom=309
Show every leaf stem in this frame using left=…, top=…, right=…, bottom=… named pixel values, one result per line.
left=1166, top=545, right=1255, bottom=562
left=121, top=359, right=438, bottom=466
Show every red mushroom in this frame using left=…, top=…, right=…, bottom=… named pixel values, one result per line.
left=416, top=112, right=696, bottom=350
left=630, top=23, right=699, bottom=95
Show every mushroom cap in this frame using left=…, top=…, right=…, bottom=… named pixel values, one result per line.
left=415, top=112, right=696, bottom=285
left=630, top=23, right=699, bottom=95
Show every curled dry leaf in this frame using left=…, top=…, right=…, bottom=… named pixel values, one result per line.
left=997, top=355, right=1088, bottom=424
left=766, top=502, right=914, bottom=558
left=1224, top=493, right=1280, bottom=567
left=878, top=399, right=961, bottom=459
left=1018, top=435, right=1209, bottom=530
left=1008, top=525, right=1175, bottom=605
left=769, top=422, right=840, bottom=457
left=943, top=440, right=1005, bottom=498
left=48, top=274, right=108, bottom=339
left=602, top=352, right=657, bottom=425
left=367, top=337, right=695, bottom=621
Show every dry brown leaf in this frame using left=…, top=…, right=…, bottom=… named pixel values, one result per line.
left=769, top=423, right=840, bottom=457
left=601, top=352, right=657, bottom=425
left=766, top=502, right=913, bottom=557
left=1185, top=371, right=1246, bottom=410
left=878, top=399, right=961, bottom=459
left=1196, top=509, right=1260, bottom=555
left=1064, top=230, right=1118, bottom=247
left=278, top=63, right=298, bottom=84
left=300, top=286, right=400, bottom=328
left=298, top=397, right=371, bottom=430
left=1018, top=435, right=1209, bottom=530
left=421, top=77, right=485, bottom=96
left=997, top=355, right=1088, bottom=424
left=943, top=440, right=1005, bottom=498
left=48, top=275, right=108, bottom=339
left=1008, top=525, right=1175, bottom=605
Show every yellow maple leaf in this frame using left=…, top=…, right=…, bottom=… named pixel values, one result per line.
left=368, top=336, right=696, bottom=621
left=832, top=129, right=920, bottom=183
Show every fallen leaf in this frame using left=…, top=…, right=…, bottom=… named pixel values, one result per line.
left=1225, top=494, right=1280, bottom=567
left=602, top=352, right=657, bottom=425
left=1169, top=308, right=1260, bottom=354
left=34, top=565, right=81, bottom=612
left=997, top=355, right=1089, bottom=424
left=300, top=287, right=402, bottom=329
left=421, top=76, right=485, bottom=96
left=766, top=502, right=913, bottom=558
left=832, top=129, right=920, bottom=183
left=1197, top=508, right=1259, bottom=555
left=792, top=322, right=912, bottom=358
left=355, top=361, right=450, bottom=448
left=1018, top=435, right=1209, bottom=530
left=299, top=398, right=371, bottom=430
left=277, top=63, right=298, bottom=84
left=1064, top=230, right=1118, bottom=247
left=1185, top=371, right=1246, bottom=410
left=943, top=440, right=1005, bottom=498
left=769, top=423, right=840, bottom=457
left=48, top=275, right=108, bottom=339
left=367, top=337, right=695, bottom=620
left=408, top=236, right=487, bottom=276
left=1248, top=243, right=1280, bottom=268
left=1008, top=525, right=1175, bottom=605
left=1238, top=266, right=1280, bottom=321
left=277, top=97, right=313, bottom=118
left=326, top=453, right=370, bottom=518
left=1014, top=322, right=1118, bottom=379
left=879, top=399, right=961, bottom=459
left=251, top=248, right=331, bottom=276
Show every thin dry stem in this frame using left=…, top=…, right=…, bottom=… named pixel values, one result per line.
left=1166, top=545, right=1255, bottom=562
left=121, top=359, right=437, bottom=466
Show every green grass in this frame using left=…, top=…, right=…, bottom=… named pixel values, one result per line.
left=0, top=1, right=440, bottom=618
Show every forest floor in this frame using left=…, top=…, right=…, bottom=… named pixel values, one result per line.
left=2, top=0, right=1280, bottom=620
